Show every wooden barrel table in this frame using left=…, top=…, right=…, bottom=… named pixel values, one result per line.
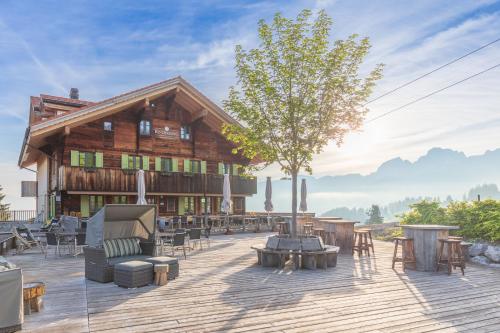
left=402, top=225, right=459, bottom=272
left=23, top=282, right=45, bottom=315
left=313, top=219, right=358, bottom=254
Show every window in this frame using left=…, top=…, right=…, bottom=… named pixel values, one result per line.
left=128, top=155, right=142, bottom=170
left=103, top=121, right=112, bottom=131
left=112, top=196, right=127, bottom=204
left=139, top=120, right=151, bottom=136
left=201, top=197, right=211, bottom=214
left=223, top=163, right=231, bottom=175
left=191, top=160, right=201, bottom=173
left=161, top=158, right=173, bottom=172
left=89, top=195, right=104, bottom=215
left=180, top=125, right=191, bottom=140
left=166, top=197, right=176, bottom=212
left=184, top=197, right=195, bottom=214
left=79, top=152, right=95, bottom=168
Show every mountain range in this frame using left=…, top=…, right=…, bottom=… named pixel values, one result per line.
left=246, top=147, right=500, bottom=215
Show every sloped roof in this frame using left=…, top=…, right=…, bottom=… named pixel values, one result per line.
left=19, top=76, right=238, bottom=167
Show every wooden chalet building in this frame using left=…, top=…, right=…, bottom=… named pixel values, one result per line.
left=18, top=77, right=257, bottom=220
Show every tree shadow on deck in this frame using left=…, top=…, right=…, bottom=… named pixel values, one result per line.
left=214, top=248, right=380, bottom=332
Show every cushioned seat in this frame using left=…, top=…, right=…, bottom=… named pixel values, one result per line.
left=107, top=255, right=151, bottom=266
left=144, top=256, right=179, bottom=280
left=114, top=260, right=153, bottom=288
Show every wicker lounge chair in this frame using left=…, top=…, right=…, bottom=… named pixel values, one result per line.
left=83, top=205, right=157, bottom=283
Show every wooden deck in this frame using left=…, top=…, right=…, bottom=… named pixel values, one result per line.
left=9, top=233, right=500, bottom=333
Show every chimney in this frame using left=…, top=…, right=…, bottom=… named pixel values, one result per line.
left=69, top=88, right=79, bottom=99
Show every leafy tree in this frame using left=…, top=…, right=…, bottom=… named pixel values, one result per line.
left=0, top=185, right=10, bottom=221
left=399, top=200, right=447, bottom=225
left=223, top=9, right=383, bottom=236
left=366, top=204, right=384, bottom=224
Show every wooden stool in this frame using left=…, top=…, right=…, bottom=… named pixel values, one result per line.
left=312, top=228, right=326, bottom=243
left=352, top=230, right=374, bottom=256
left=23, top=282, right=45, bottom=315
left=392, top=237, right=416, bottom=271
left=154, top=264, right=169, bottom=286
left=436, top=239, right=465, bottom=275
left=352, top=229, right=373, bottom=256
left=324, top=231, right=336, bottom=245
left=303, top=224, right=313, bottom=236
left=278, top=222, right=289, bottom=235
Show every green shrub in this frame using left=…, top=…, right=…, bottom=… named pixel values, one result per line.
left=399, top=199, right=500, bottom=243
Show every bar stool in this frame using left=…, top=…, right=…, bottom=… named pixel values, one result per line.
left=392, top=237, right=416, bottom=271
left=447, top=236, right=472, bottom=264
left=313, top=228, right=326, bottom=243
left=352, top=230, right=374, bottom=256
left=324, top=231, right=336, bottom=245
left=303, top=224, right=313, bottom=236
left=278, top=222, right=289, bottom=235
left=436, top=239, right=465, bottom=275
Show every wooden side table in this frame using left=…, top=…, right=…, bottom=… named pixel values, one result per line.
left=154, top=264, right=169, bottom=286
left=23, top=282, right=45, bottom=315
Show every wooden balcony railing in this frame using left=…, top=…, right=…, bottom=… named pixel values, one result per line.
left=58, top=166, right=257, bottom=195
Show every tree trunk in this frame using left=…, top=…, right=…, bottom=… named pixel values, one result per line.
left=291, top=171, right=298, bottom=238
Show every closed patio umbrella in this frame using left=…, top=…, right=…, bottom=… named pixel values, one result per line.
left=136, top=169, right=147, bottom=205
left=299, top=178, right=307, bottom=213
left=222, top=173, right=232, bottom=234
left=264, top=177, right=273, bottom=229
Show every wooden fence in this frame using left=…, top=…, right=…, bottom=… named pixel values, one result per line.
left=0, top=210, right=37, bottom=222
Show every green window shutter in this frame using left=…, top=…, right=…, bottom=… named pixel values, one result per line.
left=201, top=161, right=207, bottom=174
left=183, top=159, right=191, bottom=173
left=155, top=157, right=161, bottom=171
left=142, top=156, right=150, bottom=170
left=232, top=164, right=239, bottom=176
left=178, top=197, right=185, bottom=215
left=218, top=162, right=224, bottom=175
left=81, top=195, right=90, bottom=218
left=70, top=150, right=79, bottom=167
left=95, top=152, right=103, bottom=168
left=172, top=158, right=178, bottom=172
left=121, top=154, right=128, bottom=169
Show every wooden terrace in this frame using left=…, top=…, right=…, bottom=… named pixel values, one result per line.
left=9, top=233, right=500, bottom=333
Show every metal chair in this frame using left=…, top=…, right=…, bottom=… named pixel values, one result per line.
left=188, top=228, right=203, bottom=250
left=45, top=232, right=59, bottom=258
left=165, top=233, right=187, bottom=259
left=74, top=233, right=86, bottom=256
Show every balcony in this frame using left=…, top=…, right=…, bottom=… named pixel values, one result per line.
left=58, top=166, right=257, bottom=196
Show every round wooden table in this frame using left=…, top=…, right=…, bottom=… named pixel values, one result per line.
left=23, top=282, right=45, bottom=315
left=402, top=225, right=459, bottom=272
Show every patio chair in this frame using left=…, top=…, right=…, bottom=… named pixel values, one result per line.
left=172, top=216, right=180, bottom=229
left=12, top=226, right=42, bottom=254
left=188, top=228, right=203, bottom=250
left=74, top=233, right=87, bottom=256
left=165, top=233, right=187, bottom=259
left=181, top=215, right=188, bottom=228
left=204, top=222, right=212, bottom=248
left=45, top=232, right=60, bottom=258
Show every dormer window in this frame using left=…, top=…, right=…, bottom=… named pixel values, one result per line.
left=180, top=125, right=191, bottom=140
left=139, top=120, right=151, bottom=136
left=103, top=121, right=112, bottom=131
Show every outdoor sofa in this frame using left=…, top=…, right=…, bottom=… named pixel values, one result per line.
left=0, top=256, right=23, bottom=333
left=83, top=205, right=157, bottom=283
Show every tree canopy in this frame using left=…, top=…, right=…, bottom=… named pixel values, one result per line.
left=223, top=9, right=383, bottom=235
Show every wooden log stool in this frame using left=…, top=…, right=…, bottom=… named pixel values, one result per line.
left=392, top=237, right=416, bottom=271
left=303, top=224, right=313, bottom=236
left=436, top=239, right=465, bottom=275
left=154, top=264, right=169, bottom=286
left=448, top=236, right=472, bottom=263
left=23, top=282, right=45, bottom=315
left=352, top=230, right=374, bottom=256
left=312, top=228, right=326, bottom=243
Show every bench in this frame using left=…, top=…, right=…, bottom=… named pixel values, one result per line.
left=251, top=244, right=339, bottom=270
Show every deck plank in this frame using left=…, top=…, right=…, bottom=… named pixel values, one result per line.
left=7, top=233, right=500, bottom=333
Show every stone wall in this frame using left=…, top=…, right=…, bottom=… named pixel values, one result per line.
left=468, top=243, right=500, bottom=268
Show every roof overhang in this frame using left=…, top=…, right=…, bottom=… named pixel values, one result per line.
left=19, top=76, right=239, bottom=168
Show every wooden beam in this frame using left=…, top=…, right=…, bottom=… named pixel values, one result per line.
left=191, top=109, right=208, bottom=122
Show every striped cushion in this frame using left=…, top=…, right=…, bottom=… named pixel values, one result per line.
left=103, top=239, right=119, bottom=258
left=104, top=238, right=142, bottom=258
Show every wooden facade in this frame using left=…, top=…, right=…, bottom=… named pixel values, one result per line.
left=19, top=78, right=257, bottom=219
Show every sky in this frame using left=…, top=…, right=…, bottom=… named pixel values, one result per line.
left=1, top=0, right=500, bottom=209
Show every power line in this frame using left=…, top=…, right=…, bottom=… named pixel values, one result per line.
left=365, top=37, right=500, bottom=105
left=366, top=63, right=500, bottom=124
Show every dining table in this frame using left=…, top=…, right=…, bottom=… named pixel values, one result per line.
left=402, top=224, right=459, bottom=272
